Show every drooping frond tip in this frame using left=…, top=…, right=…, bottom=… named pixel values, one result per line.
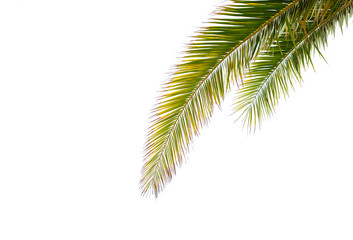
left=141, top=0, right=353, bottom=197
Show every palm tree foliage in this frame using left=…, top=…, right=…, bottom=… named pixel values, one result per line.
left=141, top=0, right=353, bottom=197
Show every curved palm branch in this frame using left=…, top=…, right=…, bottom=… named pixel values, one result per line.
left=234, top=0, right=353, bottom=130
left=142, top=0, right=353, bottom=197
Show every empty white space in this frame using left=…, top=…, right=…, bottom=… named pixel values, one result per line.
left=0, top=0, right=352, bottom=239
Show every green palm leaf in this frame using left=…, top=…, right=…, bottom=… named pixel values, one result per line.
left=142, top=0, right=353, bottom=197
left=234, top=0, right=353, bottom=130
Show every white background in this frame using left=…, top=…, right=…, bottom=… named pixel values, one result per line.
left=0, top=0, right=353, bottom=239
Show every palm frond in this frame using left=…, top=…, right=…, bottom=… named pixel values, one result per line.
left=141, top=0, right=321, bottom=197
left=234, top=0, right=353, bottom=130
